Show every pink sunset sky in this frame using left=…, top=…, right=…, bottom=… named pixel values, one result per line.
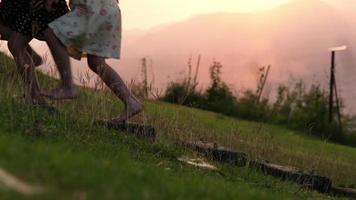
left=121, top=0, right=292, bottom=30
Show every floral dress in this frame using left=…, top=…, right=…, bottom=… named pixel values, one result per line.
left=49, top=0, right=122, bottom=59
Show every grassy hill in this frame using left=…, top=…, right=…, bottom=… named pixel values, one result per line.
left=0, top=53, right=354, bottom=199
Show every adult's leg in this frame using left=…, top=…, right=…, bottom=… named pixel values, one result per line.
left=87, top=55, right=143, bottom=122
left=41, top=28, right=78, bottom=99
left=7, top=32, right=47, bottom=106
left=0, top=20, right=42, bottom=66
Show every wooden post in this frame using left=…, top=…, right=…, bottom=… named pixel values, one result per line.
left=256, top=65, right=271, bottom=104
left=141, top=58, right=148, bottom=98
left=329, top=51, right=335, bottom=123
left=193, top=55, right=201, bottom=88
left=334, top=80, right=343, bottom=129
left=328, top=46, right=346, bottom=126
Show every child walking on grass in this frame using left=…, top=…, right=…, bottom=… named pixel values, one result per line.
left=0, top=1, right=42, bottom=68
left=43, top=0, right=143, bottom=123
left=1, top=0, right=70, bottom=109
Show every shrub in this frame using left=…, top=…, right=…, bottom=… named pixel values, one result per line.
left=161, top=81, right=205, bottom=107
left=235, top=90, right=270, bottom=121
left=161, top=61, right=351, bottom=146
left=202, top=62, right=238, bottom=115
left=271, top=82, right=342, bottom=139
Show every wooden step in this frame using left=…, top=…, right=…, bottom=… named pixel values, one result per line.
left=249, top=161, right=332, bottom=193
left=99, top=121, right=156, bottom=142
left=331, top=187, right=356, bottom=199
left=181, top=141, right=247, bottom=167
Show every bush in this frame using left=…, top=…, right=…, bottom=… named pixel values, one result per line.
left=161, top=61, right=351, bottom=146
left=235, top=90, right=270, bottom=121
left=161, top=81, right=205, bottom=107
left=271, top=82, right=342, bottom=140
left=202, top=62, right=238, bottom=115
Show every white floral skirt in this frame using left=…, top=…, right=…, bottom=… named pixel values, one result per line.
left=49, top=0, right=122, bottom=59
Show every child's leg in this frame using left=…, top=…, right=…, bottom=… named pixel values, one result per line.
left=41, top=28, right=78, bottom=99
left=7, top=32, right=47, bottom=106
left=24, top=45, right=43, bottom=67
left=0, top=20, right=42, bottom=67
left=87, top=55, right=143, bottom=122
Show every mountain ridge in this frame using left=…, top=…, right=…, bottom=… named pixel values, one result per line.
left=119, top=0, right=356, bottom=112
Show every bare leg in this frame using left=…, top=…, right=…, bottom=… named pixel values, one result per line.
left=25, top=45, right=43, bottom=67
left=0, top=20, right=42, bottom=67
left=41, top=28, right=78, bottom=99
left=8, top=32, right=47, bottom=106
left=87, top=55, right=143, bottom=122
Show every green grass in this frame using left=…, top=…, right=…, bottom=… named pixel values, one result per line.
left=0, top=53, right=353, bottom=199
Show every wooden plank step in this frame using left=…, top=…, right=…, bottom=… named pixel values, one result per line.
left=331, top=187, right=356, bottom=199
left=181, top=141, right=247, bottom=167
left=249, top=161, right=332, bottom=193
left=99, top=121, right=156, bottom=142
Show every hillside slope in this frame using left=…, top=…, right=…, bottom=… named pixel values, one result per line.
left=0, top=54, right=354, bottom=199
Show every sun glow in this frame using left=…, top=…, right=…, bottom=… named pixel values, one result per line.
left=121, top=0, right=292, bottom=30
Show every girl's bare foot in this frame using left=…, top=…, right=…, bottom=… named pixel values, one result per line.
left=41, top=86, right=79, bottom=100
left=97, top=97, right=143, bottom=126
left=117, top=97, right=144, bottom=122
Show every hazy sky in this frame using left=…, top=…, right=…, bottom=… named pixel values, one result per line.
left=120, top=0, right=293, bottom=30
